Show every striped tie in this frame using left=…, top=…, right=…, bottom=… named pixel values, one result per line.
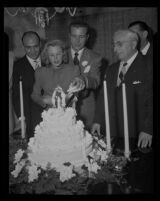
left=117, top=62, right=127, bottom=86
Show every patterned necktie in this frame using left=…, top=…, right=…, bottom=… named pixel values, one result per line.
left=118, top=62, right=127, bottom=86
left=73, top=52, right=79, bottom=65
left=34, top=60, right=40, bottom=69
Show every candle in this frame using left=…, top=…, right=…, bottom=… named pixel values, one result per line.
left=19, top=77, right=25, bottom=139
left=122, top=82, right=130, bottom=158
left=103, top=79, right=111, bottom=152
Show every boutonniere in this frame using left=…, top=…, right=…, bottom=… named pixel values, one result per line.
left=81, top=61, right=88, bottom=67
left=84, top=65, right=91, bottom=73
left=132, top=81, right=142, bottom=84
left=81, top=61, right=91, bottom=73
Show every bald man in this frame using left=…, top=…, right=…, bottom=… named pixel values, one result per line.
left=92, top=29, right=153, bottom=150
left=12, top=31, right=43, bottom=140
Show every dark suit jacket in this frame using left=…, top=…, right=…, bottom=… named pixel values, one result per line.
left=12, top=56, right=43, bottom=139
left=94, top=53, right=153, bottom=139
left=68, top=47, right=102, bottom=130
left=145, top=42, right=153, bottom=59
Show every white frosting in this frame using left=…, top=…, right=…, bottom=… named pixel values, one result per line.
left=12, top=87, right=96, bottom=183
left=27, top=106, right=93, bottom=172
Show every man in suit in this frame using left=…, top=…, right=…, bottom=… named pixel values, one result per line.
left=92, top=29, right=153, bottom=150
left=12, top=31, right=43, bottom=140
left=128, top=21, right=153, bottom=59
left=67, top=22, right=102, bottom=130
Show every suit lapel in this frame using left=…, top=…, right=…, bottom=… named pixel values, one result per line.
left=112, top=62, right=120, bottom=87
left=124, top=53, right=141, bottom=81
left=24, top=56, right=35, bottom=73
left=80, top=48, right=89, bottom=64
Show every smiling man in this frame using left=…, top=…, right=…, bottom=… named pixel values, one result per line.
left=92, top=29, right=153, bottom=150
left=12, top=31, right=43, bottom=140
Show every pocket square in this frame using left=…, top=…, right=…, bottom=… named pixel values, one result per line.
left=132, top=81, right=142, bottom=84
left=84, top=65, right=91, bottom=73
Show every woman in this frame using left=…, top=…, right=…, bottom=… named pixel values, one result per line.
left=31, top=39, right=80, bottom=108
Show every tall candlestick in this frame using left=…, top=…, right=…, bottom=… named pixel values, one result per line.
left=19, top=77, right=25, bottom=139
left=103, top=79, right=111, bottom=152
left=122, top=82, right=130, bottom=158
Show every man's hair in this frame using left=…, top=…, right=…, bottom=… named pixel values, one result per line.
left=114, top=29, right=139, bottom=42
left=69, top=21, right=89, bottom=35
left=22, top=31, right=41, bottom=44
left=128, top=21, right=153, bottom=42
left=114, top=29, right=139, bottom=49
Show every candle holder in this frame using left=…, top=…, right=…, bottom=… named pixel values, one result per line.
left=124, top=151, right=131, bottom=159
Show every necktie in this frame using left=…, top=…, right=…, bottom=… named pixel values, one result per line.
left=73, top=52, right=82, bottom=75
left=117, top=62, right=127, bottom=86
left=73, top=52, right=79, bottom=65
left=34, top=60, right=40, bottom=69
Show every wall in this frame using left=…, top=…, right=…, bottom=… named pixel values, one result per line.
left=4, top=7, right=157, bottom=64
left=4, top=8, right=46, bottom=59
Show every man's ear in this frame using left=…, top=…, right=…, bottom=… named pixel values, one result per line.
left=86, top=34, right=89, bottom=40
left=132, top=40, right=138, bottom=50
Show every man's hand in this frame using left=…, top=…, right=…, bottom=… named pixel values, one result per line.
left=138, top=131, right=152, bottom=148
left=68, top=77, right=85, bottom=93
left=91, top=123, right=101, bottom=135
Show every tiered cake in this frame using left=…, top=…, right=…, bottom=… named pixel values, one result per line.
left=28, top=106, right=93, bottom=170
left=12, top=87, right=97, bottom=182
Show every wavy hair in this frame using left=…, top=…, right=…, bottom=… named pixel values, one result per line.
left=41, top=39, right=68, bottom=66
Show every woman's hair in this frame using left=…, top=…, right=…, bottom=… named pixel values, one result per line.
left=41, top=39, right=68, bottom=65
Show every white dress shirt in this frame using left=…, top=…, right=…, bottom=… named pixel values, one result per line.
left=141, top=42, right=150, bottom=55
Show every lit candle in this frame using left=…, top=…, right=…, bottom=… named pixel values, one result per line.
left=103, top=79, right=111, bottom=152
left=19, top=77, right=25, bottom=139
left=122, top=82, right=130, bottom=158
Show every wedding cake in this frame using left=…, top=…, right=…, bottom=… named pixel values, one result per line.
left=27, top=105, right=93, bottom=170
left=12, top=87, right=105, bottom=183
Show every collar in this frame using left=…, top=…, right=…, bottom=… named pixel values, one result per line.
left=26, top=55, right=41, bottom=63
left=119, top=51, right=138, bottom=73
left=26, top=55, right=41, bottom=70
left=71, top=48, right=84, bottom=61
left=141, top=42, right=150, bottom=55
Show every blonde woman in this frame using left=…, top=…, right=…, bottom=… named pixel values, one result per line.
left=31, top=39, right=80, bottom=108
